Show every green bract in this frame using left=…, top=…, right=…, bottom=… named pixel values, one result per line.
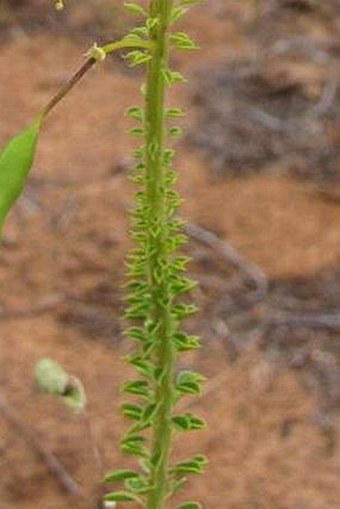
left=0, top=122, right=40, bottom=237
left=35, top=358, right=87, bottom=413
left=35, top=358, right=69, bottom=395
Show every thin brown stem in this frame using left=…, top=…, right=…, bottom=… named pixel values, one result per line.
left=41, top=58, right=95, bottom=119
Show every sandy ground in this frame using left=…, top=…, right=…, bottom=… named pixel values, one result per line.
left=1, top=1, right=340, bottom=508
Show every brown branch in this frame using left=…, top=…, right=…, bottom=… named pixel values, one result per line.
left=41, top=57, right=95, bottom=118
left=0, top=392, right=86, bottom=499
left=265, top=311, right=340, bottom=329
left=311, top=72, right=338, bottom=116
left=185, top=222, right=268, bottom=308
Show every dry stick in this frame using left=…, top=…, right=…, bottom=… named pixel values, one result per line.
left=181, top=226, right=340, bottom=411
left=0, top=392, right=87, bottom=501
left=185, top=222, right=268, bottom=307
left=185, top=225, right=340, bottom=330
left=82, top=410, right=108, bottom=507
left=311, top=72, right=338, bottom=116
left=83, top=410, right=105, bottom=477
left=264, top=311, right=340, bottom=329
left=182, top=223, right=268, bottom=410
left=41, top=57, right=95, bottom=118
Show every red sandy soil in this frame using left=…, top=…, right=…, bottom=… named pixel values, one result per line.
left=1, top=2, right=340, bottom=509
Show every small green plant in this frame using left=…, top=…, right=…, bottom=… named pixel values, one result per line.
left=0, top=1, right=207, bottom=508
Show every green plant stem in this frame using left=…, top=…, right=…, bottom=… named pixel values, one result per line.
left=144, top=1, right=174, bottom=508
left=103, top=38, right=151, bottom=55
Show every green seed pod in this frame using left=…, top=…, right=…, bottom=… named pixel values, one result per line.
left=0, top=122, right=40, bottom=237
left=35, top=358, right=87, bottom=413
left=35, top=358, right=69, bottom=396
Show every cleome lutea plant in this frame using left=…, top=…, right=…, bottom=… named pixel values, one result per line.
left=0, top=1, right=207, bottom=508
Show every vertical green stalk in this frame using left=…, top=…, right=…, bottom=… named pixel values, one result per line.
left=144, top=1, right=175, bottom=508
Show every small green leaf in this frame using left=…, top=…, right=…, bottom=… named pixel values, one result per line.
left=170, top=275, right=196, bottom=296
left=163, top=148, right=175, bottom=165
left=173, top=332, right=200, bottom=351
left=125, top=301, right=149, bottom=320
left=0, top=121, right=40, bottom=237
left=131, top=26, right=149, bottom=38
left=166, top=107, right=185, bottom=118
left=150, top=449, right=165, bottom=469
left=125, top=326, right=147, bottom=342
left=170, top=6, right=188, bottom=24
left=171, top=455, right=208, bottom=476
left=125, top=475, right=150, bottom=494
left=140, top=403, right=158, bottom=426
left=178, top=503, right=202, bottom=509
left=162, top=69, right=187, bottom=86
left=170, top=32, right=199, bottom=51
left=172, top=303, right=198, bottom=320
left=103, top=470, right=139, bottom=484
left=168, top=126, right=183, bottom=137
left=104, top=491, right=141, bottom=503
left=177, top=371, right=206, bottom=386
left=170, top=477, right=187, bottom=495
left=122, top=380, right=150, bottom=398
left=120, top=434, right=147, bottom=457
left=176, top=380, right=201, bottom=396
left=146, top=16, right=160, bottom=31
left=121, top=403, right=143, bottom=420
left=181, top=0, right=202, bottom=5
left=124, top=50, right=152, bottom=67
left=126, top=354, right=155, bottom=378
left=127, top=127, right=145, bottom=137
left=132, top=146, right=145, bottom=160
left=172, top=413, right=206, bottom=432
left=126, top=106, right=144, bottom=121
left=124, top=2, right=147, bottom=16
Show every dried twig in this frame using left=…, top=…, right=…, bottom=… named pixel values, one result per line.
left=248, top=106, right=285, bottom=131
left=0, top=392, right=85, bottom=499
left=185, top=222, right=268, bottom=309
left=311, top=72, right=338, bottom=115
left=265, top=311, right=340, bottom=329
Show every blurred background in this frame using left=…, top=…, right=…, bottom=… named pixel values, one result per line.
left=0, top=1, right=340, bottom=508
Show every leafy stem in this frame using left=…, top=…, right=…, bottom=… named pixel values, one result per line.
left=143, top=1, right=175, bottom=508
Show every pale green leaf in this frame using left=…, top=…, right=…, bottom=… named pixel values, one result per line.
left=178, top=503, right=202, bottom=509
left=103, top=469, right=139, bottom=484
left=0, top=122, right=40, bottom=236
left=104, top=491, right=141, bottom=503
